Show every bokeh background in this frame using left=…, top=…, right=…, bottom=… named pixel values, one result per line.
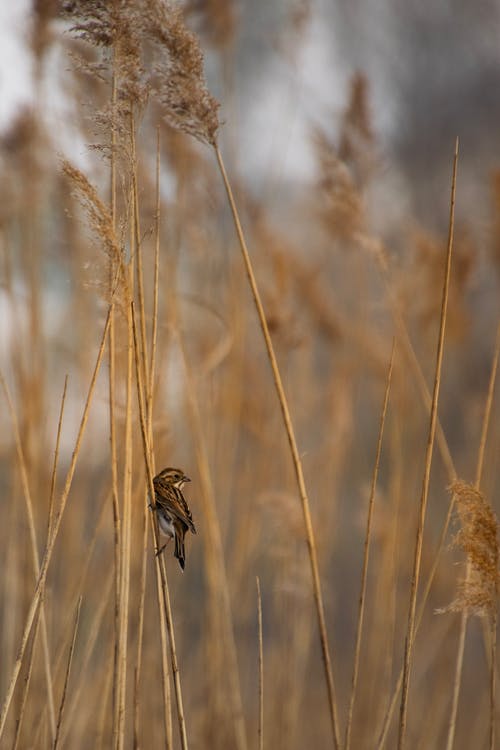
left=1, top=2, right=500, bottom=749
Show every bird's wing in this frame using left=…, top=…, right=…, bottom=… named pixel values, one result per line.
left=154, top=477, right=197, bottom=534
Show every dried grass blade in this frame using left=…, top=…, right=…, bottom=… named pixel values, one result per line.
left=11, top=604, right=43, bottom=750
left=0, top=374, right=57, bottom=741
left=0, top=308, right=111, bottom=741
left=345, top=342, right=394, bottom=750
left=131, top=300, right=189, bottom=750
left=257, top=577, right=264, bottom=750
left=53, top=596, right=83, bottom=750
left=397, top=138, right=459, bottom=749
left=214, top=145, right=340, bottom=749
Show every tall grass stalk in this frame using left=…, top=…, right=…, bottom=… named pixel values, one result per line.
left=345, top=342, right=394, bottom=750
left=490, top=604, right=497, bottom=748
left=376, top=324, right=460, bottom=747
left=0, top=308, right=112, bottom=740
left=47, top=376, right=68, bottom=536
left=153, top=551, right=174, bottom=750
left=98, top=650, right=115, bottom=750
left=59, top=570, right=115, bottom=748
left=373, top=248, right=456, bottom=483
left=397, top=139, right=459, bottom=749
left=109, top=61, right=122, bottom=750
left=0, top=374, right=57, bottom=741
left=176, top=320, right=248, bottom=750
left=257, top=577, right=264, bottom=750
left=150, top=129, right=174, bottom=750
left=115, top=269, right=134, bottom=750
left=53, top=595, right=82, bottom=750
left=376, top=493, right=458, bottom=748
left=133, top=126, right=172, bottom=750
left=11, top=596, right=43, bottom=750
left=131, top=300, right=189, bottom=750
left=214, top=144, right=341, bottom=750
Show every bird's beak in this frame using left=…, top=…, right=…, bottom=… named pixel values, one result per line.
left=184, top=477, right=191, bottom=483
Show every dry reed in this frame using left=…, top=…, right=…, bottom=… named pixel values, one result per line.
left=345, top=342, right=394, bottom=750
left=1, top=5, right=499, bottom=750
left=397, top=139, right=459, bottom=749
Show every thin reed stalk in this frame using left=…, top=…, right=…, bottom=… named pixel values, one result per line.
left=375, top=311, right=462, bottom=748
left=345, top=342, right=394, bottom=750
left=131, top=300, right=189, bottom=750
left=131, top=111, right=149, bottom=385
left=0, top=308, right=111, bottom=741
left=115, top=253, right=135, bottom=750
left=29, top=491, right=112, bottom=750
left=133, top=499, right=149, bottom=750
left=133, top=126, right=172, bottom=750
left=97, top=653, right=115, bottom=750
left=109, top=60, right=122, bottom=750
left=149, top=127, right=161, bottom=396
left=154, top=556, right=174, bottom=750
left=257, top=577, right=264, bottom=750
left=109, top=295, right=121, bottom=747
left=59, top=571, right=115, bottom=748
left=0, top=374, right=56, bottom=741
left=376, top=494, right=457, bottom=748
left=47, top=375, right=68, bottom=536
left=490, top=612, right=497, bottom=750
left=53, top=596, right=82, bottom=750
left=397, top=139, right=458, bottom=749
left=152, top=130, right=173, bottom=749
left=174, top=323, right=248, bottom=750
left=373, top=249, right=456, bottom=483
left=475, top=324, right=500, bottom=491
left=14, top=376, right=67, bottom=749
left=214, top=144, right=340, bottom=749
left=11, top=600, right=43, bottom=750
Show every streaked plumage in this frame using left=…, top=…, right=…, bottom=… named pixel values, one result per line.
left=152, top=467, right=196, bottom=570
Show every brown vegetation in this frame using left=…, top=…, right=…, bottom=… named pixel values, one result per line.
left=0, top=3, right=499, bottom=750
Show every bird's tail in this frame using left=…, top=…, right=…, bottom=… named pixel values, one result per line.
left=174, top=529, right=186, bottom=570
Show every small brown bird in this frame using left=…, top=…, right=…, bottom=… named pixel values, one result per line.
left=151, top=467, right=196, bottom=570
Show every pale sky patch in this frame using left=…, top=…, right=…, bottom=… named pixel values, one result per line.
left=0, top=1, right=33, bottom=132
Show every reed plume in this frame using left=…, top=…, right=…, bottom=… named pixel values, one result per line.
left=445, top=481, right=500, bottom=617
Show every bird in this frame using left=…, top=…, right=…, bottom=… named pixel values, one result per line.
left=151, top=467, right=196, bottom=570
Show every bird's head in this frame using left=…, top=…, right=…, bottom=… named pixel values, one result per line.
left=158, top=467, right=191, bottom=489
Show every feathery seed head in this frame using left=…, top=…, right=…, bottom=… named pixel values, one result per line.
left=142, top=0, right=220, bottom=145
left=63, top=0, right=220, bottom=145
left=443, top=480, right=500, bottom=617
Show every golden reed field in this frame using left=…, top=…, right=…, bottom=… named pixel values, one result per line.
left=0, top=2, right=500, bottom=749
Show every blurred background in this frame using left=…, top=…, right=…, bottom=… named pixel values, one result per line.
left=1, top=2, right=500, bottom=749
